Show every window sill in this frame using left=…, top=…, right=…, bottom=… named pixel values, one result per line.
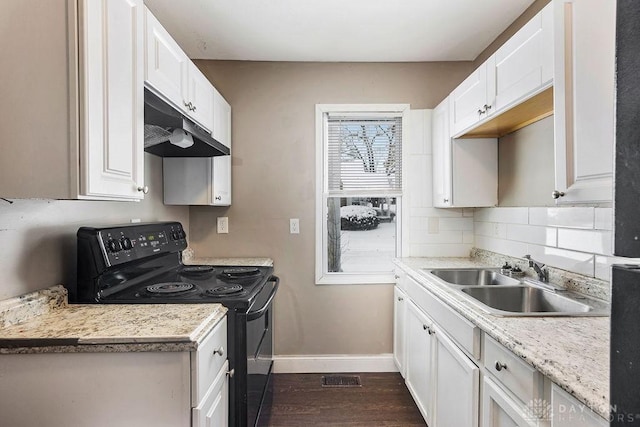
left=316, top=272, right=396, bottom=285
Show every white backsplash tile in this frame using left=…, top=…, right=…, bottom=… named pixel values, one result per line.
left=474, top=207, right=529, bottom=224
left=595, top=255, right=640, bottom=281
left=506, top=224, right=557, bottom=247
left=463, top=230, right=474, bottom=244
left=475, top=221, right=508, bottom=239
left=529, top=207, right=595, bottom=229
left=440, top=217, right=474, bottom=231
left=411, top=230, right=463, bottom=244
left=594, top=208, right=613, bottom=230
left=526, top=244, right=594, bottom=277
left=409, top=243, right=472, bottom=257
left=557, top=229, right=613, bottom=256
left=475, top=235, right=528, bottom=258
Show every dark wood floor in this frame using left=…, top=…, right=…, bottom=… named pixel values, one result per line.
left=259, top=373, right=427, bottom=426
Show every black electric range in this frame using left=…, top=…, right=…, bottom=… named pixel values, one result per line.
left=73, top=221, right=278, bottom=427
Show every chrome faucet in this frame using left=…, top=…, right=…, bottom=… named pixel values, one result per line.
left=523, top=255, right=549, bottom=282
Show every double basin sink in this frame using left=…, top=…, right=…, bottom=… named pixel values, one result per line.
left=421, top=268, right=609, bottom=317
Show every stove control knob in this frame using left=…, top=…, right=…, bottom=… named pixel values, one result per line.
left=107, top=239, right=122, bottom=253
left=120, top=237, right=133, bottom=250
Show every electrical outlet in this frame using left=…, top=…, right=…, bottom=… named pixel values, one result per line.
left=217, top=217, right=229, bottom=234
left=290, top=218, right=300, bottom=234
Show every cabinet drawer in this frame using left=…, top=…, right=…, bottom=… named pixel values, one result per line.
left=191, top=317, right=227, bottom=405
left=483, top=334, right=543, bottom=405
left=405, top=274, right=480, bottom=359
left=193, top=360, right=229, bottom=427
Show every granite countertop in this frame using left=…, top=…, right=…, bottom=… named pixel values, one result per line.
left=0, top=286, right=227, bottom=354
left=395, top=257, right=610, bottom=419
left=181, top=248, right=274, bottom=267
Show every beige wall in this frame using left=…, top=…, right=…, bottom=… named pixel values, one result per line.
left=0, top=154, right=189, bottom=300
left=498, top=116, right=556, bottom=207
left=189, top=61, right=474, bottom=355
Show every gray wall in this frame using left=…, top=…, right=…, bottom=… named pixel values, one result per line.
left=0, top=154, right=189, bottom=300
left=189, top=61, right=474, bottom=355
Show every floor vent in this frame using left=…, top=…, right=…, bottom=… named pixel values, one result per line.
left=321, top=375, right=362, bottom=388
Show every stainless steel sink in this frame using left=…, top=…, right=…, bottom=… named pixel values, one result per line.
left=425, top=268, right=521, bottom=286
left=422, top=267, right=609, bottom=316
left=460, top=286, right=597, bottom=315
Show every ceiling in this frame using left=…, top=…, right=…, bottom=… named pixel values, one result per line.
left=144, top=0, right=537, bottom=62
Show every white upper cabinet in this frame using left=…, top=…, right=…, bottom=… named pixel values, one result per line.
left=552, top=0, right=615, bottom=204
left=0, top=0, right=145, bottom=200
left=450, top=3, right=554, bottom=139
left=491, top=4, right=553, bottom=112
left=450, top=62, right=494, bottom=136
left=432, top=97, right=453, bottom=207
left=82, top=0, right=145, bottom=200
left=144, top=7, right=214, bottom=132
left=144, top=7, right=188, bottom=114
left=432, top=97, right=498, bottom=208
left=186, top=64, right=215, bottom=132
left=213, top=88, right=232, bottom=149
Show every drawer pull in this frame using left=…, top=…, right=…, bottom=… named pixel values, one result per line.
left=213, top=346, right=225, bottom=357
left=227, top=368, right=235, bottom=378
left=495, top=361, right=508, bottom=372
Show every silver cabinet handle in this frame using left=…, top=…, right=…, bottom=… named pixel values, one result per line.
left=191, top=104, right=197, bottom=112
left=478, top=108, right=485, bottom=115
left=552, top=190, right=565, bottom=199
left=484, top=104, right=492, bottom=112
left=423, top=324, right=428, bottom=330
left=137, top=185, right=149, bottom=194
left=213, top=346, right=225, bottom=357
left=428, top=328, right=435, bottom=336
left=443, top=198, right=449, bottom=203
left=397, top=296, right=403, bottom=302
left=495, top=361, right=508, bottom=371
left=215, top=196, right=222, bottom=201
left=183, top=100, right=190, bottom=108
left=227, top=368, right=235, bottom=378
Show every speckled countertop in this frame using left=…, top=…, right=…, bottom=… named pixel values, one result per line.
left=395, top=257, right=610, bottom=419
left=0, top=285, right=227, bottom=354
left=182, top=248, right=273, bottom=267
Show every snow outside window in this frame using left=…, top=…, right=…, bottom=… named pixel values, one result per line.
left=315, top=104, right=409, bottom=285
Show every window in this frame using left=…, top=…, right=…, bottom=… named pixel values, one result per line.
left=315, top=104, right=409, bottom=284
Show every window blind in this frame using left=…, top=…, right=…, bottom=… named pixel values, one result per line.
left=326, top=115, right=402, bottom=195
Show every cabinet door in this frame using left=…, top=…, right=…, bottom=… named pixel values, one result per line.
left=550, top=383, right=606, bottom=427
left=432, top=97, right=452, bottom=207
left=212, top=155, right=231, bottom=206
left=187, top=63, right=215, bottom=132
left=144, top=7, right=189, bottom=112
left=80, top=0, right=145, bottom=200
left=405, top=300, right=435, bottom=425
left=213, top=88, right=232, bottom=149
left=482, top=377, right=537, bottom=427
left=492, top=4, right=553, bottom=112
left=553, top=0, right=615, bottom=204
left=434, top=326, right=479, bottom=427
left=193, top=361, right=229, bottom=427
left=450, top=62, right=493, bottom=136
left=393, top=286, right=407, bottom=377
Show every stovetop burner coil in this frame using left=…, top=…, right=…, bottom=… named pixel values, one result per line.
left=220, top=267, right=261, bottom=279
left=206, top=284, right=244, bottom=296
left=146, top=282, right=195, bottom=294
left=180, top=265, right=215, bottom=274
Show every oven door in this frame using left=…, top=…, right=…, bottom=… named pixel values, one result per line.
left=246, top=276, right=279, bottom=427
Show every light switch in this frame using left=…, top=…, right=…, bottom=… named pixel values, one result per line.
left=290, top=218, right=300, bottom=234
left=217, top=217, right=229, bottom=234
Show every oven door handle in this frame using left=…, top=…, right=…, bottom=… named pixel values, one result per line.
left=246, top=275, right=279, bottom=321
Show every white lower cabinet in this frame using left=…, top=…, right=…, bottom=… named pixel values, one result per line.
left=0, top=317, right=228, bottom=427
left=405, top=299, right=436, bottom=425
left=393, top=285, right=407, bottom=378
left=482, top=377, right=537, bottom=427
left=434, top=327, right=479, bottom=427
left=550, top=384, right=607, bottom=427
left=403, top=274, right=480, bottom=427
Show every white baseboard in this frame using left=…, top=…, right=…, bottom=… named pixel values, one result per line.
left=273, top=354, right=399, bottom=374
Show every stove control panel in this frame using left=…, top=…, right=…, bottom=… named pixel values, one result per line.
left=78, top=222, right=188, bottom=267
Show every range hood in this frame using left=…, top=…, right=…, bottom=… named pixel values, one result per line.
left=143, top=88, right=230, bottom=157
